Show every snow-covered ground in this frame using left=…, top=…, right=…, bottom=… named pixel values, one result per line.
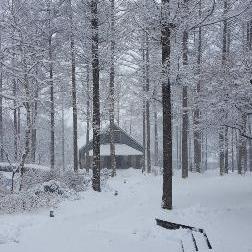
left=0, top=169, right=251, bottom=252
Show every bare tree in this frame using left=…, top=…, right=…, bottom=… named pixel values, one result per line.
left=109, top=0, right=116, bottom=177
left=193, top=0, right=202, bottom=173
left=161, top=0, right=173, bottom=210
left=153, top=87, right=159, bottom=166
left=142, top=40, right=146, bottom=172
left=91, top=0, right=101, bottom=192
left=0, top=28, right=3, bottom=162
left=86, top=64, right=91, bottom=173
left=48, top=1, right=55, bottom=171
left=145, top=32, right=151, bottom=173
left=220, top=0, right=229, bottom=176
left=69, top=0, right=78, bottom=172
left=182, top=0, right=189, bottom=179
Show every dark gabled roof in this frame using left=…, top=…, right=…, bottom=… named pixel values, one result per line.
left=79, top=123, right=144, bottom=155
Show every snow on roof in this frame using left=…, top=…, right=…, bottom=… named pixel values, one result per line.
left=88, top=144, right=143, bottom=156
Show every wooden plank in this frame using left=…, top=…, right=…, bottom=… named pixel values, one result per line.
left=156, top=219, right=212, bottom=250
left=191, top=231, right=199, bottom=251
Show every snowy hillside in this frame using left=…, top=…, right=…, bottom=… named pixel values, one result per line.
left=0, top=169, right=251, bottom=252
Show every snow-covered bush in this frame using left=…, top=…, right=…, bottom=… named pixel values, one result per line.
left=60, top=171, right=91, bottom=192
left=0, top=180, right=77, bottom=214
left=20, top=170, right=54, bottom=190
left=61, top=169, right=110, bottom=191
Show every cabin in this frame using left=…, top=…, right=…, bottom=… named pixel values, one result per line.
left=79, top=124, right=144, bottom=170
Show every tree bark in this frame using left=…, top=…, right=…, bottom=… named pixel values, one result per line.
left=48, top=5, right=55, bottom=171
left=220, top=0, right=228, bottom=175
left=61, top=83, right=65, bottom=173
left=19, top=51, right=32, bottom=191
left=142, top=42, right=146, bottom=172
left=19, top=113, right=32, bottom=191
left=145, top=32, right=151, bottom=173
left=91, top=0, right=101, bottom=192
left=86, top=64, right=91, bottom=173
left=224, top=126, right=229, bottom=173
left=247, top=20, right=252, bottom=50
left=0, top=31, right=3, bottom=161
left=182, top=28, right=189, bottom=178
left=193, top=0, right=202, bottom=173
left=205, top=131, right=208, bottom=170
left=219, top=127, right=225, bottom=176
left=238, top=114, right=247, bottom=174
left=231, top=128, right=234, bottom=172
left=11, top=31, right=18, bottom=162
left=154, top=89, right=159, bottom=166
left=249, top=123, right=252, bottom=172
left=69, top=0, right=78, bottom=172
left=109, top=0, right=116, bottom=177
left=161, top=0, right=172, bottom=210
left=13, top=86, right=18, bottom=161
left=236, top=130, right=239, bottom=172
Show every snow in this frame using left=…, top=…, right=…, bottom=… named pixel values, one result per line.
left=88, top=144, right=143, bottom=156
left=0, top=163, right=50, bottom=172
left=0, top=169, right=252, bottom=252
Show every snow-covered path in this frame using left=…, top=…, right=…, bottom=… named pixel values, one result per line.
left=0, top=169, right=252, bottom=252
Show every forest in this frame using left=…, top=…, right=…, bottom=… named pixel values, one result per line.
left=0, top=0, right=251, bottom=251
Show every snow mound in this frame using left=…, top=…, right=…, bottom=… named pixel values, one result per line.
left=0, top=180, right=77, bottom=214
left=0, top=223, right=19, bottom=244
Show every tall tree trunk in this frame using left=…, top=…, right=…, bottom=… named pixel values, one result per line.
left=0, top=31, right=3, bottom=161
left=247, top=21, right=252, bottom=172
left=129, top=104, right=133, bottom=134
left=247, top=20, right=252, bottom=50
left=182, top=23, right=189, bottom=178
left=154, top=89, right=159, bottom=166
left=238, top=136, right=246, bottom=175
left=86, top=64, right=91, bottom=173
left=231, top=128, right=234, bottom=172
left=61, top=83, right=65, bottom=173
left=188, top=126, right=192, bottom=171
left=91, top=0, right=101, bottom=192
left=179, top=120, right=182, bottom=170
left=239, top=114, right=247, bottom=174
left=19, top=52, right=32, bottom=191
left=176, top=125, right=179, bottom=169
left=30, top=85, right=38, bottom=163
left=145, top=32, right=151, bottom=173
left=236, top=130, right=240, bottom=172
left=219, top=127, right=225, bottom=175
left=69, top=0, right=78, bottom=172
left=142, top=42, right=146, bottom=172
left=244, top=142, right=248, bottom=172
left=13, top=83, right=18, bottom=161
left=205, top=131, right=208, bottom=170
left=249, top=123, right=252, bottom=172
left=161, top=0, right=172, bottom=210
left=224, top=126, right=229, bottom=173
left=117, top=97, right=120, bottom=125
left=12, top=33, right=18, bottom=162
left=220, top=0, right=228, bottom=175
left=109, top=0, right=116, bottom=177
left=19, top=107, right=32, bottom=191
left=48, top=5, right=55, bottom=171
left=193, top=0, right=202, bottom=173
left=224, top=2, right=230, bottom=174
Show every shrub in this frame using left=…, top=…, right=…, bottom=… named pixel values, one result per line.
left=60, top=171, right=91, bottom=192
left=0, top=180, right=77, bottom=214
